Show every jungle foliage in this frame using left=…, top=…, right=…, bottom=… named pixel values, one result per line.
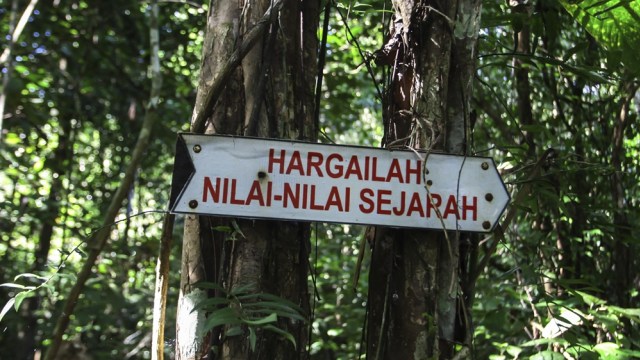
left=0, top=0, right=638, bottom=359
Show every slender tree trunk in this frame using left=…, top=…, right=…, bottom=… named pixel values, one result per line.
left=610, top=81, right=638, bottom=309
left=175, top=1, right=318, bottom=359
left=367, top=1, right=481, bottom=358
left=510, top=0, right=535, bottom=159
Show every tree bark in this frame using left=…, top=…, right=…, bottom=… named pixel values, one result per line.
left=367, top=1, right=481, bottom=358
left=175, top=1, right=318, bottom=359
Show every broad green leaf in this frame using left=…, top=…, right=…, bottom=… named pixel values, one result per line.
left=263, top=324, right=297, bottom=349
left=202, top=307, right=242, bottom=333
left=242, top=302, right=306, bottom=322
left=248, top=327, right=257, bottom=351
left=575, top=290, right=607, bottom=306
left=212, top=225, right=233, bottom=233
left=191, top=297, right=231, bottom=313
left=4, top=133, right=21, bottom=146
left=593, top=342, right=626, bottom=359
left=243, top=313, right=277, bottom=326
left=239, top=292, right=304, bottom=312
left=607, top=305, right=640, bottom=322
left=226, top=326, right=243, bottom=337
left=14, top=290, right=35, bottom=311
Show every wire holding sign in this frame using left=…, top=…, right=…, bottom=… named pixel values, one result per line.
left=169, top=134, right=510, bottom=232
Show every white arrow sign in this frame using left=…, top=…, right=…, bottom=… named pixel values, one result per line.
left=169, top=134, right=509, bottom=232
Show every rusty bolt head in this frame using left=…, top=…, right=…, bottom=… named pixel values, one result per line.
left=189, top=200, right=198, bottom=209
left=193, top=144, right=202, bottom=153
left=482, top=221, right=491, bottom=230
left=485, top=193, right=493, bottom=202
left=481, top=161, right=489, bottom=170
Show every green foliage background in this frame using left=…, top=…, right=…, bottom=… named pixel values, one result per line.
left=0, top=0, right=638, bottom=358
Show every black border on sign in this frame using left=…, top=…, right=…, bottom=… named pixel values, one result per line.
left=168, top=134, right=195, bottom=212
left=168, top=133, right=511, bottom=233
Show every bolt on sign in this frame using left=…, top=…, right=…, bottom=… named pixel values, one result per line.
left=169, top=134, right=510, bottom=232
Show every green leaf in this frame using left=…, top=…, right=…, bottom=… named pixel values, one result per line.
left=574, top=290, right=607, bottom=306
left=243, top=313, right=278, bottom=326
left=231, top=220, right=246, bottom=239
left=226, top=326, right=243, bottom=337
left=212, top=225, right=233, bottom=233
left=248, top=327, right=257, bottom=351
left=4, top=133, right=21, bottom=146
left=13, top=273, right=48, bottom=282
left=607, top=305, right=640, bottom=323
left=242, top=302, right=306, bottom=322
left=263, top=324, right=297, bottom=349
left=0, top=283, right=25, bottom=290
left=0, top=298, right=16, bottom=323
left=560, top=0, right=640, bottom=76
left=593, top=342, right=632, bottom=359
left=191, top=297, right=231, bottom=313
left=14, top=290, right=35, bottom=311
left=238, top=293, right=303, bottom=312
left=202, top=307, right=242, bottom=333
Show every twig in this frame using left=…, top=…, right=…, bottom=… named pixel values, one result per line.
left=474, top=148, right=556, bottom=281
left=313, top=1, right=331, bottom=137
left=332, top=0, right=383, bottom=101
left=0, top=0, right=39, bottom=140
left=0, top=0, right=39, bottom=65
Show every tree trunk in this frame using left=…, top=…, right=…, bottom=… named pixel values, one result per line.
left=610, top=81, right=638, bottom=309
left=175, top=1, right=318, bottom=359
left=367, top=1, right=481, bottom=358
left=510, top=0, right=535, bottom=159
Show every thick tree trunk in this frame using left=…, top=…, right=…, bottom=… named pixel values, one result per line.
left=175, top=1, right=318, bottom=359
left=367, top=1, right=481, bottom=358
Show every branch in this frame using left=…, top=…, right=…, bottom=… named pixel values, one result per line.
left=191, top=0, right=282, bottom=133
left=0, top=0, right=39, bottom=66
left=474, top=148, right=556, bottom=280
left=0, top=0, right=39, bottom=141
